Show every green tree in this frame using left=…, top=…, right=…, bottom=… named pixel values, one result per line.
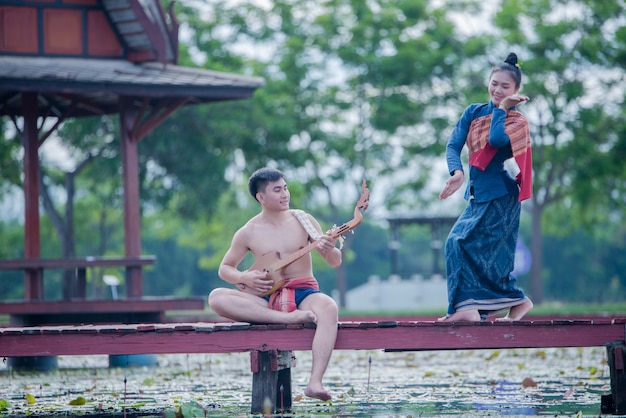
left=0, top=120, right=21, bottom=193
left=4, top=0, right=625, bottom=306
left=172, top=0, right=493, bottom=305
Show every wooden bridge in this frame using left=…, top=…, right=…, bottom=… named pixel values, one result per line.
left=1, top=317, right=624, bottom=415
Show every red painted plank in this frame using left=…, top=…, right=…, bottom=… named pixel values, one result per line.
left=338, top=323, right=623, bottom=351
left=0, top=320, right=624, bottom=358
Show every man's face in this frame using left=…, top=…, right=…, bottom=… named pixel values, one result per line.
left=258, top=178, right=290, bottom=210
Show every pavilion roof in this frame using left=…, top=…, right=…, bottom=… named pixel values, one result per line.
left=0, top=56, right=265, bottom=118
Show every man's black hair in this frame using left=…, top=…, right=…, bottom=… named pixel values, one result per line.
left=248, top=167, right=286, bottom=201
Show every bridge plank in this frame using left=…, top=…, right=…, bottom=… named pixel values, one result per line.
left=0, top=319, right=624, bottom=358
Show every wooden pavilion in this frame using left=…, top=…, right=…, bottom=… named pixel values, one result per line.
left=0, top=1, right=264, bottom=311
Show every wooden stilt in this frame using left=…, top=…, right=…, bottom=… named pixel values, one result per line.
left=602, top=343, right=625, bottom=415
left=276, top=352, right=294, bottom=413
left=250, top=350, right=294, bottom=414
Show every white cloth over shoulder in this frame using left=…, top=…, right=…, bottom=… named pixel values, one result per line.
left=291, top=209, right=322, bottom=241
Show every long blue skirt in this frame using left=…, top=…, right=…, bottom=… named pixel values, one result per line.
left=444, top=193, right=528, bottom=317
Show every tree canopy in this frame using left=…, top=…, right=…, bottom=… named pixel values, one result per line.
left=1, top=0, right=625, bottom=306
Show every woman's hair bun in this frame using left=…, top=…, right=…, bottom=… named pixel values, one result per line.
left=493, top=52, right=522, bottom=86
left=504, top=52, right=518, bottom=66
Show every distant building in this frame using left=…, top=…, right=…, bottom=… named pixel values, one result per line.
left=344, top=274, right=447, bottom=311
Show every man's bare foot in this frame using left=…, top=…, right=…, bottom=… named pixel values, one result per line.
left=495, top=299, right=533, bottom=322
left=289, top=309, right=317, bottom=324
left=438, top=310, right=481, bottom=322
left=304, top=384, right=332, bottom=401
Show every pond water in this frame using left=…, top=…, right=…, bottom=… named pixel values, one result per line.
left=0, top=346, right=613, bottom=417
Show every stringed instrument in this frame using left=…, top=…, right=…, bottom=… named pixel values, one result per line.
left=237, top=179, right=370, bottom=297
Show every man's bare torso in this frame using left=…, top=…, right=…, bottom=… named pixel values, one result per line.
left=244, top=212, right=315, bottom=280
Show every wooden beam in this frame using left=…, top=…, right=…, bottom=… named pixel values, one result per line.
left=133, top=97, right=188, bottom=141
left=38, top=102, right=77, bottom=145
left=0, top=319, right=623, bottom=357
left=0, top=256, right=155, bottom=270
left=21, top=92, right=43, bottom=300
left=119, top=96, right=143, bottom=297
left=55, top=93, right=108, bottom=115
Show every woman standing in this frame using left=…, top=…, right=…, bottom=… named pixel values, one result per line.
left=439, top=52, right=534, bottom=322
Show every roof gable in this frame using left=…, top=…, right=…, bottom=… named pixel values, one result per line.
left=102, top=0, right=178, bottom=63
left=0, top=1, right=265, bottom=119
left=0, top=0, right=178, bottom=63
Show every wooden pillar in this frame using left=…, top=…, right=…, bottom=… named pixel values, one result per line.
left=21, top=92, right=43, bottom=300
left=250, top=350, right=294, bottom=414
left=276, top=364, right=292, bottom=413
left=602, top=343, right=626, bottom=415
left=119, top=96, right=143, bottom=298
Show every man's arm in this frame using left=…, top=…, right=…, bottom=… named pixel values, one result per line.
left=218, top=227, right=274, bottom=293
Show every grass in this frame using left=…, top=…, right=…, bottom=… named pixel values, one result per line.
left=523, top=301, right=626, bottom=316
left=339, top=302, right=626, bottom=318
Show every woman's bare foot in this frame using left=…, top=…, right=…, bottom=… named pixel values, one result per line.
left=495, top=299, right=533, bottom=322
left=438, top=310, right=481, bottom=322
left=304, top=384, right=332, bottom=401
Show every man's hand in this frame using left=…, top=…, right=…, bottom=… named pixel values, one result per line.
left=316, top=234, right=336, bottom=256
left=316, top=233, right=342, bottom=267
left=439, top=170, right=464, bottom=200
left=241, top=269, right=274, bottom=294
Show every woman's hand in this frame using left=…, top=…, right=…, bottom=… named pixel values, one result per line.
left=499, top=94, right=529, bottom=110
left=439, top=170, right=464, bottom=200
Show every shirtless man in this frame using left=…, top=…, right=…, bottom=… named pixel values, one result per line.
left=208, top=167, right=341, bottom=401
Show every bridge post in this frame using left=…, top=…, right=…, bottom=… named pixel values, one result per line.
left=250, top=350, right=294, bottom=414
left=602, top=343, right=625, bottom=415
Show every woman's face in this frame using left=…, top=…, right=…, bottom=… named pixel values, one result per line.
left=488, top=70, right=520, bottom=106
